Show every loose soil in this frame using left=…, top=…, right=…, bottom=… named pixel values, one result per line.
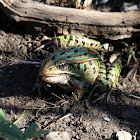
left=0, top=6, right=140, bottom=140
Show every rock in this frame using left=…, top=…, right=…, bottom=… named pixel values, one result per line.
left=109, top=53, right=119, bottom=63
left=27, top=43, right=32, bottom=48
left=116, top=131, right=132, bottom=140
left=103, top=116, right=111, bottom=122
left=102, top=43, right=109, bottom=50
left=46, top=131, right=70, bottom=140
left=42, top=35, right=50, bottom=41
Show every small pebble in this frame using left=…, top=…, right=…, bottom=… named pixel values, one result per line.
left=102, top=43, right=109, bottom=50
left=103, top=117, right=111, bottom=122
left=18, top=45, right=22, bottom=48
left=27, top=43, right=32, bottom=48
left=42, top=35, right=49, bottom=40
left=109, top=53, right=119, bottom=63
left=71, top=121, right=75, bottom=125
left=116, top=131, right=132, bottom=140
left=21, top=128, right=25, bottom=132
left=46, top=131, right=70, bottom=140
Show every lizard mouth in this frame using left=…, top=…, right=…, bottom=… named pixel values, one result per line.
left=41, top=74, right=69, bottom=85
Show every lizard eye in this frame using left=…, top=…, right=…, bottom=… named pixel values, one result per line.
left=49, top=67, right=52, bottom=71
left=59, top=62, right=66, bottom=70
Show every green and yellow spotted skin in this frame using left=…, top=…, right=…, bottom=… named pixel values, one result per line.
left=51, top=35, right=101, bottom=50
left=107, top=59, right=122, bottom=89
left=40, top=35, right=122, bottom=101
left=96, top=60, right=108, bottom=91
left=41, top=46, right=101, bottom=84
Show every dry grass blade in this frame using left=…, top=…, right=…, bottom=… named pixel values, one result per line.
left=51, top=92, right=64, bottom=100
left=0, top=63, right=10, bottom=68
left=44, top=113, right=72, bottom=130
left=125, top=63, right=139, bottom=85
left=127, top=46, right=138, bottom=64
left=10, top=57, right=41, bottom=65
left=127, top=94, right=140, bottom=99
left=36, top=103, right=46, bottom=117
left=34, top=42, right=50, bottom=51
left=14, top=110, right=27, bottom=124
left=91, top=91, right=109, bottom=104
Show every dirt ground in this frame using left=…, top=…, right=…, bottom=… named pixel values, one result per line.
left=0, top=4, right=140, bottom=140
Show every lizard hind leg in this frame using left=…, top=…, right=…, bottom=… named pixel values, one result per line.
left=107, top=59, right=122, bottom=89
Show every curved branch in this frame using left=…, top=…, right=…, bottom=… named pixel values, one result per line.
left=0, top=0, right=140, bottom=40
